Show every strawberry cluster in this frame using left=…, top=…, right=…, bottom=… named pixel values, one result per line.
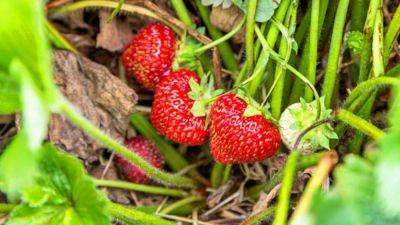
left=118, top=23, right=282, bottom=183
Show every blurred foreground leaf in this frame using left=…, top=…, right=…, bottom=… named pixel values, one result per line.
left=7, top=144, right=111, bottom=225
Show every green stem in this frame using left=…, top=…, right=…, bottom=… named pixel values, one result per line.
left=242, top=206, right=275, bottom=225
left=160, top=196, right=204, bottom=214
left=386, top=64, right=400, bottom=77
left=384, top=4, right=400, bottom=63
left=195, top=18, right=245, bottom=54
left=336, top=109, right=385, bottom=140
left=59, top=100, right=196, bottom=188
left=344, top=77, right=400, bottom=109
left=110, top=202, right=175, bottom=225
left=294, top=6, right=311, bottom=48
left=265, top=0, right=292, bottom=49
left=372, top=10, right=384, bottom=77
left=170, top=0, right=212, bottom=72
left=107, top=0, right=125, bottom=21
left=288, top=0, right=329, bottom=104
left=248, top=51, right=270, bottom=96
left=45, top=20, right=78, bottom=54
left=320, top=0, right=340, bottom=45
left=194, top=0, right=239, bottom=72
left=245, top=0, right=258, bottom=72
left=222, top=164, right=232, bottom=184
left=321, top=0, right=350, bottom=108
left=291, top=151, right=337, bottom=220
left=304, top=0, right=320, bottom=101
left=270, top=5, right=296, bottom=118
left=94, top=179, right=188, bottom=197
left=347, top=88, right=374, bottom=113
left=255, top=26, right=321, bottom=119
left=130, top=113, right=187, bottom=172
left=52, top=1, right=164, bottom=23
left=348, top=92, right=377, bottom=153
left=130, top=113, right=210, bottom=186
left=248, top=0, right=292, bottom=95
left=170, top=0, right=194, bottom=26
left=254, top=23, right=268, bottom=59
left=358, top=0, right=382, bottom=83
left=273, top=151, right=300, bottom=225
left=350, top=0, right=369, bottom=32
left=0, top=203, right=16, bottom=213
left=211, top=163, right=225, bottom=188
left=348, top=0, right=368, bottom=81
left=235, top=62, right=248, bottom=86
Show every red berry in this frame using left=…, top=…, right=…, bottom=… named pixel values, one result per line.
left=115, top=136, right=164, bottom=184
left=210, top=93, right=281, bottom=164
left=122, top=23, right=177, bottom=90
left=150, top=69, right=209, bottom=146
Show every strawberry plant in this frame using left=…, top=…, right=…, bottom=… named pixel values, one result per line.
left=0, top=0, right=400, bottom=224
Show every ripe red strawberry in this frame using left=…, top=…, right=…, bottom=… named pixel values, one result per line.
left=210, top=93, right=281, bottom=164
left=115, top=136, right=164, bottom=184
left=122, top=23, right=177, bottom=90
left=150, top=69, right=211, bottom=146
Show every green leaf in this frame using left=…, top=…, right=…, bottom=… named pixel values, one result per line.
left=232, top=0, right=280, bottom=22
left=10, top=60, right=50, bottom=150
left=377, top=133, right=400, bottom=217
left=0, top=0, right=52, bottom=88
left=309, top=192, right=364, bottom=225
left=306, top=135, right=400, bottom=225
left=7, top=144, right=111, bottom=225
left=0, top=134, right=39, bottom=202
left=0, top=71, right=20, bottom=114
left=0, top=0, right=54, bottom=96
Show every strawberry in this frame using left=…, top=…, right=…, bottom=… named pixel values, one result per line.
left=279, top=98, right=337, bottom=152
left=209, top=93, right=281, bottom=164
left=115, top=136, right=164, bottom=184
left=150, top=69, right=220, bottom=146
left=122, top=23, right=177, bottom=90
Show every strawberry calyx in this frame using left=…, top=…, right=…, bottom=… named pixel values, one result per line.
left=188, top=74, right=224, bottom=117
left=279, top=97, right=338, bottom=151
left=173, top=33, right=202, bottom=72
left=235, top=90, right=277, bottom=123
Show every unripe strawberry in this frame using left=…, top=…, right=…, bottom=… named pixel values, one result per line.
left=279, top=98, right=337, bottom=151
left=115, top=136, right=164, bottom=184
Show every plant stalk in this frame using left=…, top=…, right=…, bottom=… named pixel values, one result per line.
left=130, top=113, right=210, bottom=186
left=170, top=0, right=194, bottom=26
left=159, top=196, right=204, bottom=214
left=194, top=0, right=239, bottom=72
left=245, top=0, right=258, bottom=73
left=304, top=0, right=320, bottom=101
left=272, top=151, right=300, bottom=225
left=94, top=179, right=188, bottom=197
left=110, top=202, right=175, bottom=225
left=321, top=0, right=350, bottom=107
left=291, top=151, right=338, bottom=221
left=59, top=99, right=196, bottom=188
left=336, top=109, right=385, bottom=140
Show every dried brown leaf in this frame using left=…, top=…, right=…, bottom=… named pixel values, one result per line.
left=97, top=10, right=134, bottom=52
left=49, top=50, right=137, bottom=161
left=210, top=6, right=245, bottom=44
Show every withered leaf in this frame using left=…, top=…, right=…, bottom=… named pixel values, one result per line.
left=49, top=50, right=137, bottom=161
